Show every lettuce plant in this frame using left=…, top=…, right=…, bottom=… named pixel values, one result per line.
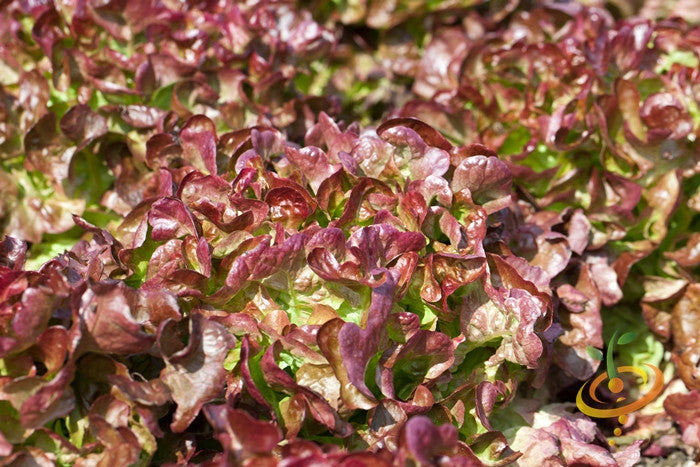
left=0, top=0, right=698, bottom=465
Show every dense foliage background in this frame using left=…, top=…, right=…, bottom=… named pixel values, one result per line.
left=0, top=0, right=698, bottom=465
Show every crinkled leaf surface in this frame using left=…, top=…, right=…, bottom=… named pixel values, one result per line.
left=0, top=1, right=698, bottom=464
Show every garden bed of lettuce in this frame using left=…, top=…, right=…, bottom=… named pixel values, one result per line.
left=0, top=0, right=699, bottom=465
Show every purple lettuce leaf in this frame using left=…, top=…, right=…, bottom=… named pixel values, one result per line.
left=451, top=156, right=513, bottom=215
left=59, top=104, right=108, bottom=147
left=391, top=330, right=454, bottom=400
left=664, top=391, right=700, bottom=448
left=553, top=262, right=604, bottom=379
left=148, top=197, right=200, bottom=242
left=158, top=313, right=235, bottom=432
left=338, top=274, right=396, bottom=399
left=0, top=287, right=56, bottom=357
left=260, top=343, right=353, bottom=437
left=671, top=284, right=700, bottom=391
left=203, top=404, right=282, bottom=464
left=284, top=145, right=342, bottom=194
left=511, top=404, right=642, bottom=467
left=459, top=278, right=548, bottom=369
left=317, top=318, right=377, bottom=410
left=0, top=236, right=27, bottom=270
left=397, top=415, right=461, bottom=465
left=76, top=281, right=154, bottom=356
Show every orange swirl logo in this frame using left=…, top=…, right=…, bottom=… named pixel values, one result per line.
left=576, top=330, right=664, bottom=445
